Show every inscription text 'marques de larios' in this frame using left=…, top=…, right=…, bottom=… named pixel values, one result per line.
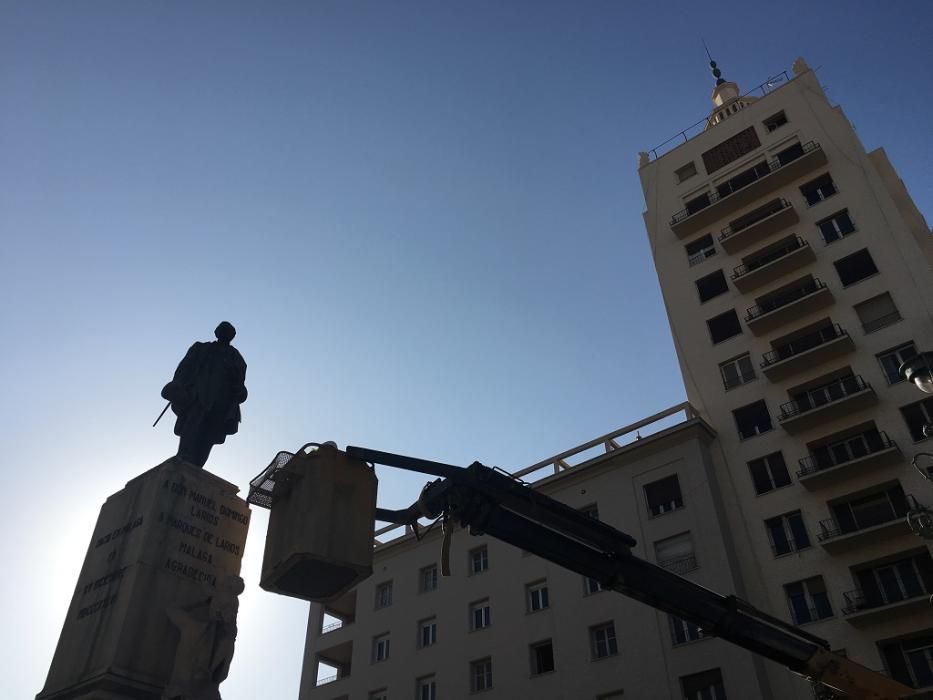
left=37, top=458, right=251, bottom=700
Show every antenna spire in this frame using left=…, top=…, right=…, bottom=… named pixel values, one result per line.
left=702, top=40, right=726, bottom=86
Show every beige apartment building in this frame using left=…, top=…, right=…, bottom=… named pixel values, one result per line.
left=298, top=58, right=933, bottom=699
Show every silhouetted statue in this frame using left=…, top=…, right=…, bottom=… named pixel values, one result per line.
left=161, top=322, right=247, bottom=467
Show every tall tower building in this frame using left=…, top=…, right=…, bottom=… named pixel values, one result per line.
left=638, top=57, right=933, bottom=689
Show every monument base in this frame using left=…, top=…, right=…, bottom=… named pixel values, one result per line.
left=37, top=457, right=251, bottom=700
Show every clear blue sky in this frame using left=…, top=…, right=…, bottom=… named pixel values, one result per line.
left=3, top=1, right=931, bottom=697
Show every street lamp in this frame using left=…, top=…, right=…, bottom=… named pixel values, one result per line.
left=900, top=351, right=933, bottom=396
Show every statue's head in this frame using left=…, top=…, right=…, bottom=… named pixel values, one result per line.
left=215, top=321, right=236, bottom=344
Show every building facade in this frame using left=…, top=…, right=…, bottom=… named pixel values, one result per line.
left=299, top=406, right=799, bottom=700
left=298, top=57, right=933, bottom=698
left=638, top=57, right=933, bottom=693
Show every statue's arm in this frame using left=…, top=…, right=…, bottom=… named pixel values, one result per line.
left=161, top=343, right=203, bottom=402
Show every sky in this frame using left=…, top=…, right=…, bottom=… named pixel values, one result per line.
left=2, top=1, right=932, bottom=698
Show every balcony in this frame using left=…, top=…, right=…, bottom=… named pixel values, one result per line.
left=797, top=431, right=901, bottom=489
left=731, top=236, right=815, bottom=292
left=817, top=494, right=918, bottom=554
left=719, top=198, right=800, bottom=254
left=658, top=554, right=698, bottom=575
left=669, top=141, right=826, bottom=237
left=313, top=639, right=352, bottom=688
left=760, top=324, right=855, bottom=382
left=745, top=279, right=833, bottom=335
left=778, top=375, right=876, bottom=433
left=842, top=587, right=932, bottom=626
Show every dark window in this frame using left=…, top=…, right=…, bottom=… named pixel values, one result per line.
left=590, top=622, right=618, bottom=659
left=471, top=658, right=493, bottom=692
left=531, top=640, right=555, bottom=675
left=470, top=600, right=491, bottom=630
left=686, top=234, right=716, bottom=266
left=733, top=400, right=773, bottom=440
left=580, top=503, right=599, bottom=519
left=878, top=342, right=918, bottom=384
left=418, top=618, right=437, bottom=648
left=469, top=545, right=488, bottom=574
left=828, top=484, right=908, bottom=535
left=685, top=191, right=712, bottom=216
left=784, top=576, right=833, bottom=624
left=818, top=209, right=856, bottom=243
left=765, top=511, right=810, bottom=556
left=707, top=309, right=742, bottom=344
left=853, top=552, right=933, bottom=611
left=419, top=564, right=438, bottom=592
left=855, top=293, right=901, bottom=334
left=417, top=676, right=437, bottom=700
left=584, top=576, right=604, bottom=595
left=880, top=633, right=933, bottom=688
left=834, top=249, right=879, bottom=287
left=675, top=162, right=698, bottom=183
left=719, top=353, right=756, bottom=390
left=901, top=398, right=933, bottom=441
left=375, top=581, right=392, bottom=609
left=696, top=270, right=729, bottom=302
left=748, top=452, right=791, bottom=494
left=527, top=581, right=549, bottom=612
left=800, top=173, right=838, bottom=206
left=763, top=111, right=788, bottom=132
left=774, top=142, right=804, bottom=166
left=644, top=475, right=684, bottom=516
left=702, top=126, right=761, bottom=174
left=670, top=615, right=706, bottom=645
left=681, top=668, right=727, bottom=700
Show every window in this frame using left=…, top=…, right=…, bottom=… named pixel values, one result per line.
left=374, top=581, right=392, bottom=609
left=419, top=564, right=438, bottom=592
left=686, top=233, right=717, bottom=266
left=878, top=342, right=918, bottom=385
left=527, top=580, right=550, bottom=612
left=880, top=632, right=933, bottom=689
left=853, top=552, right=933, bottom=611
left=654, top=532, right=697, bottom=573
left=765, top=511, right=810, bottom=556
left=763, top=110, right=788, bottom=132
left=719, top=353, right=756, bottom=390
left=417, top=675, right=437, bottom=700
left=530, top=640, right=555, bottom=675
left=644, top=474, right=684, bottom=516
left=834, top=249, right=879, bottom=287
left=800, top=173, right=838, bottom=206
left=707, top=309, right=742, bottom=344
left=469, top=546, right=488, bottom=574
left=829, top=484, right=909, bottom=535
left=418, top=617, right=437, bottom=648
left=784, top=576, right=833, bottom=624
left=901, top=398, right=933, bottom=442
left=733, top=400, right=773, bottom=440
left=696, top=269, right=729, bottom=303
left=817, top=209, right=856, bottom=244
left=590, top=622, right=619, bottom=659
left=675, top=161, right=698, bottom=183
left=369, top=690, right=388, bottom=700
left=715, top=160, right=770, bottom=199
left=584, top=576, right=604, bottom=595
left=747, top=452, right=791, bottom=494
left=681, top=668, right=727, bottom=700
left=372, top=633, right=390, bottom=662
left=469, top=657, right=493, bottom=692
left=670, top=615, right=706, bottom=645
left=702, top=126, right=761, bottom=174
left=580, top=503, right=599, bottom=519
left=470, top=599, right=491, bottom=631
left=855, top=292, right=901, bottom=334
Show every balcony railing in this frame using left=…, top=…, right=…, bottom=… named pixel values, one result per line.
left=817, top=494, right=918, bottom=541
left=688, top=247, right=717, bottom=267
left=778, top=375, right=871, bottom=421
left=317, top=674, right=339, bottom=686
left=746, top=278, right=827, bottom=322
left=762, top=324, right=848, bottom=367
left=670, top=142, right=822, bottom=226
left=797, top=431, right=896, bottom=477
left=658, top=554, right=698, bottom=575
left=719, top=198, right=793, bottom=242
left=733, top=236, right=809, bottom=280
left=321, top=620, right=345, bottom=634
left=842, top=585, right=930, bottom=615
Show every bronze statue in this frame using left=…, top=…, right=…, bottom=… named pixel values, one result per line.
left=161, top=322, right=247, bottom=467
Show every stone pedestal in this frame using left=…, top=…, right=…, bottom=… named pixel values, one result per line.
left=37, top=458, right=251, bottom=700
